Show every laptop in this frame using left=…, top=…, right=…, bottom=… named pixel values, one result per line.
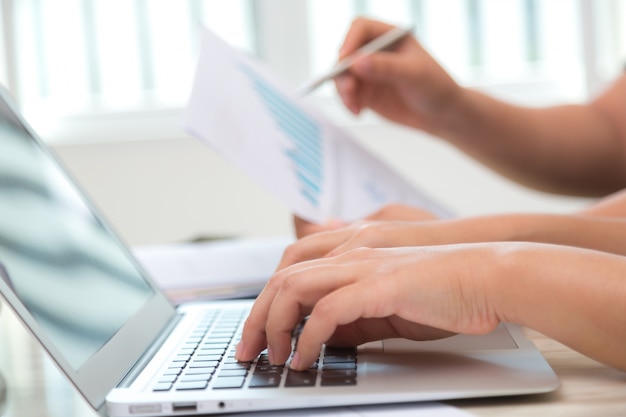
left=0, top=88, right=559, bottom=417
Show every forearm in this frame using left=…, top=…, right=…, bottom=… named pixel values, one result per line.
left=433, top=211, right=626, bottom=256
left=490, top=243, right=626, bottom=370
left=432, top=88, right=626, bottom=196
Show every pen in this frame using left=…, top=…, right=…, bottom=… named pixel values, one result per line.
left=295, top=25, right=415, bottom=97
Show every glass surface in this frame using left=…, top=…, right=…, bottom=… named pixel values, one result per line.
left=0, top=302, right=4, bottom=417
left=0, top=102, right=154, bottom=370
left=0, top=371, right=5, bottom=417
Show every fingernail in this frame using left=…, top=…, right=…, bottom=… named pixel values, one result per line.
left=235, top=341, right=245, bottom=360
left=290, top=352, right=301, bottom=370
left=267, top=346, right=276, bottom=365
left=336, top=75, right=348, bottom=93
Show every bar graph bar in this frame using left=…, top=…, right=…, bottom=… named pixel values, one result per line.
left=240, top=65, right=323, bottom=207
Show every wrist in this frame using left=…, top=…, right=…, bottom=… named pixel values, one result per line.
left=465, top=213, right=573, bottom=244
left=438, top=213, right=541, bottom=244
left=427, top=86, right=479, bottom=139
left=485, top=242, right=535, bottom=326
left=450, top=242, right=522, bottom=334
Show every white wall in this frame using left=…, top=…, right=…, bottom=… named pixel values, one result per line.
left=52, top=119, right=593, bottom=247
left=52, top=135, right=292, bottom=246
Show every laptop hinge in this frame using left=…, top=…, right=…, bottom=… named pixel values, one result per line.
left=117, top=313, right=184, bottom=388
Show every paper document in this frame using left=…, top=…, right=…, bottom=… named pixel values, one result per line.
left=133, top=236, right=293, bottom=304
left=185, top=28, right=451, bottom=223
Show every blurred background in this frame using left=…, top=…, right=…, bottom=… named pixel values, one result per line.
left=0, top=0, right=625, bottom=245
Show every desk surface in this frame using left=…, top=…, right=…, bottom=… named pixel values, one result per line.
left=0, top=308, right=624, bottom=417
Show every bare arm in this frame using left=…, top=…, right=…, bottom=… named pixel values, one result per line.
left=337, top=17, right=626, bottom=196
left=237, top=243, right=626, bottom=372
left=437, top=78, right=626, bottom=196
left=493, top=243, right=626, bottom=371
left=281, top=188, right=626, bottom=269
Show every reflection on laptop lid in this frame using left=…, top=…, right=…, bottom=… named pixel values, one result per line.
left=0, top=87, right=559, bottom=417
left=0, top=262, right=14, bottom=292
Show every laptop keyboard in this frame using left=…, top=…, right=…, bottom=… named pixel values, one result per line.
left=152, top=308, right=357, bottom=392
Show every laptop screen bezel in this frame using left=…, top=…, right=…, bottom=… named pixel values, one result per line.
left=0, top=88, right=177, bottom=414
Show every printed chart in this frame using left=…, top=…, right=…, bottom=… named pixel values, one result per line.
left=185, top=27, right=452, bottom=223
left=240, top=65, right=323, bottom=207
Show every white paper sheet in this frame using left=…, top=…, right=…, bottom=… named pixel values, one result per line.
left=184, top=28, right=451, bottom=224
left=133, top=236, right=293, bottom=303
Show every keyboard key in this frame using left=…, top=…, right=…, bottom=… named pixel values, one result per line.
left=162, top=368, right=182, bottom=376
left=254, top=364, right=284, bottom=375
left=217, top=369, right=248, bottom=378
left=212, top=376, right=246, bottom=389
left=222, top=357, right=245, bottom=365
left=184, top=368, right=216, bottom=376
left=176, top=380, right=209, bottom=390
left=189, top=360, right=219, bottom=368
left=153, top=382, right=173, bottom=392
left=248, top=373, right=281, bottom=388
left=157, top=374, right=178, bottom=383
left=221, top=362, right=251, bottom=371
left=209, top=332, right=236, bottom=338
left=285, top=369, right=317, bottom=387
left=322, top=369, right=356, bottom=378
left=201, top=342, right=229, bottom=349
left=197, top=348, right=226, bottom=355
left=175, top=353, right=193, bottom=361
left=203, top=338, right=231, bottom=345
left=323, top=354, right=357, bottom=364
left=322, top=362, right=356, bottom=371
left=193, top=354, right=222, bottom=361
left=179, top=375, right=213, bottom=383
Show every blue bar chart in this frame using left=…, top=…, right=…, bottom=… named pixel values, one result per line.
left=240, top=65, right=323, bottom=207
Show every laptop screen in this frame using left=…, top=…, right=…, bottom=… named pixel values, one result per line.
left=0, top=100, right=154, bottom=370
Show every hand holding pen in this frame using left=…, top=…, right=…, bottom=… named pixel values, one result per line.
left=314, top=17, right=462, bottom=134
left=296, top=25, right=415, bottom=96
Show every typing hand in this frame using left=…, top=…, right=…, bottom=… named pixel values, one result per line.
left=285, top=204, right=440, bottom=271
left=236, top=244, right=501, bottom=370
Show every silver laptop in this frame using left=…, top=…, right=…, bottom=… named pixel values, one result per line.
left=0, top=88, right=559, bottom=417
